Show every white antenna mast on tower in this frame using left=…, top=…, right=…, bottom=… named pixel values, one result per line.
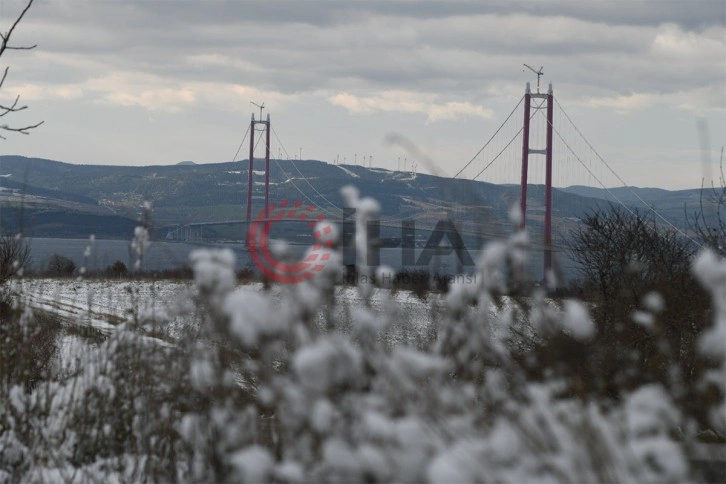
left=523, top=64, right=544, bottom=93
left=250, top=101, right=265, bottom=120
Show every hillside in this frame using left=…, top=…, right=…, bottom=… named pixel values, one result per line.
left=0, top=155, right=705, bottom=242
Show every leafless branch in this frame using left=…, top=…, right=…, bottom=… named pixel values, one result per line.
left=0, top=94, right=24, bottom=115
left=0, top=232, right=31, bottom=285
left=4, top=44, right=37, bottom=50
left=686, top=147, right=726, bottom=255
left=0, top=0, right=36, bottom=57
left=0, top=119, right=44, bottom=135
left=0, top=0, right=42, bottom=138
left=0, top=66, right=8, bottom=90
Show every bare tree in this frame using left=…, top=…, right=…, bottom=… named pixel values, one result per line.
left=0, top=232, right=30, bottom=286
left=687, top=147, right=726, bottom=255
left=0, top=0, right=43, bottom=139
left=0, top=0, right=42, bottom=296
left=47, top=253, right=75, bottom=277
left=570, top=206, right=696, bottom=308
left=566, top=205, right=708, bottom=400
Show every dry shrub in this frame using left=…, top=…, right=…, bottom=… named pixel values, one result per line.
left=0, top=192, right=724, bottom=482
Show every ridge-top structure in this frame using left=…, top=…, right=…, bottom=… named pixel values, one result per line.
left=519, top=81, right=554, bottom=279
left=245, top=110, right=271, bottom=225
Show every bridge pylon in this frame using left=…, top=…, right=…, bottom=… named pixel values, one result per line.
left=245, top=112, right=272, bottom=236
left=519, top=81, right=554, bottom=282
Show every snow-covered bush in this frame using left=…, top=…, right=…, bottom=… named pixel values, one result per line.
left=1, top=187, right=724, bottom=482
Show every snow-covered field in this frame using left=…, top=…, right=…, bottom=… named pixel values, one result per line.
left=12, top=278, right=449, bottom=344
left=12, top=278, right=195, bottom=335
left=3, top=263, right=724, bottom=482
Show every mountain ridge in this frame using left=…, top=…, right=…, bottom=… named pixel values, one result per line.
left=0, top=155, right=708, bottom=241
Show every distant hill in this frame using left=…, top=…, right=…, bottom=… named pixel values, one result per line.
left=0, top=155, right=708, bottom=242
left=561, top=185, right=702, bottom=205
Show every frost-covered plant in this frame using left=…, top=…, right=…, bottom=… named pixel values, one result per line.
left=130, top=201, right=153, bottom=272
left=1, top=186, right=724, bottom=482
left=691, top=250, right=726, bottom=435
left=0, top=233, right=31, bottom=304
left=0, top=305, right=61, bottom=477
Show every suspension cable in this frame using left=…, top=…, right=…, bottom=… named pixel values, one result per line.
left=253, top=129, right=264, bottom=153
left=472, top=98, right=545, bottom=181
left=453, top=95, right=524, bottom=179
left=230, top=124, right=251, bottom=163
left=472, top=128, right=522, bottom=181
left=270, top=126, right=339, bottom=215
left=540, top=106, right=703, bottom=248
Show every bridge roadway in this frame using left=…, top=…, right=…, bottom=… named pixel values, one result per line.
left=163, top=217, right=566, bottom=253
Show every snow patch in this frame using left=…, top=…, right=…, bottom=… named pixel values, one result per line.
left=561, top=299, right=596, bottom=341
left=336, top=165, right=360, bottom=178
left=294, top=336, right=363, bottom=393
left=224, top=289, right=280, bottom=347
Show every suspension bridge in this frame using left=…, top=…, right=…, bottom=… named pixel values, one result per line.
left=165, top=82, right=696, bottom=282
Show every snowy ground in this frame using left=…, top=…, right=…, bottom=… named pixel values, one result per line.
left=11, top=277, right=535, bottom=352
left=10, top=278, right=444, bottom=338
left=11, top=277, right=534, bottom=346
left=11, top=278, right=195, bottom=335
left=7, top=278, right=725, bottom=482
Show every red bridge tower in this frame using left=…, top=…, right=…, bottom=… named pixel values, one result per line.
left=519, top=81, right=554, bottom=281
left=245, top=111, right=271, bottom=226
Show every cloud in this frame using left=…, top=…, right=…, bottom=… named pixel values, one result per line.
left=184, top=54, right=266, bottom=75
left=583, top=92, right=656, bottom=113
left=328, top=91, right=493, bottom=122
left=581, top=85, right=725, bottom=114
left=651, top=23, right=725, bottom=58
left=7, top=83, right=83, bottom=102
left=1, top=0, right=722, bottom=190
left=10, top=70, right=298, bottom=114
left=12, top=1, right=723, bottom=109
left=84, top=72, right=197, bottom=112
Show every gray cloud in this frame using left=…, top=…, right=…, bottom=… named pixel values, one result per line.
left=14, top=1, right=720, bottom=102
left=89, top=0, right=724, bottom=30
left=0, top=0, right=722, bottom=189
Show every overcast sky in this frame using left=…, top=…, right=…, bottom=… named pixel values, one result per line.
left=0, top=0, right=724, bottom=189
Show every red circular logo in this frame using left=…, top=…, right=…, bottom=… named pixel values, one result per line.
left=248, top=200, right=336, bottom=284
